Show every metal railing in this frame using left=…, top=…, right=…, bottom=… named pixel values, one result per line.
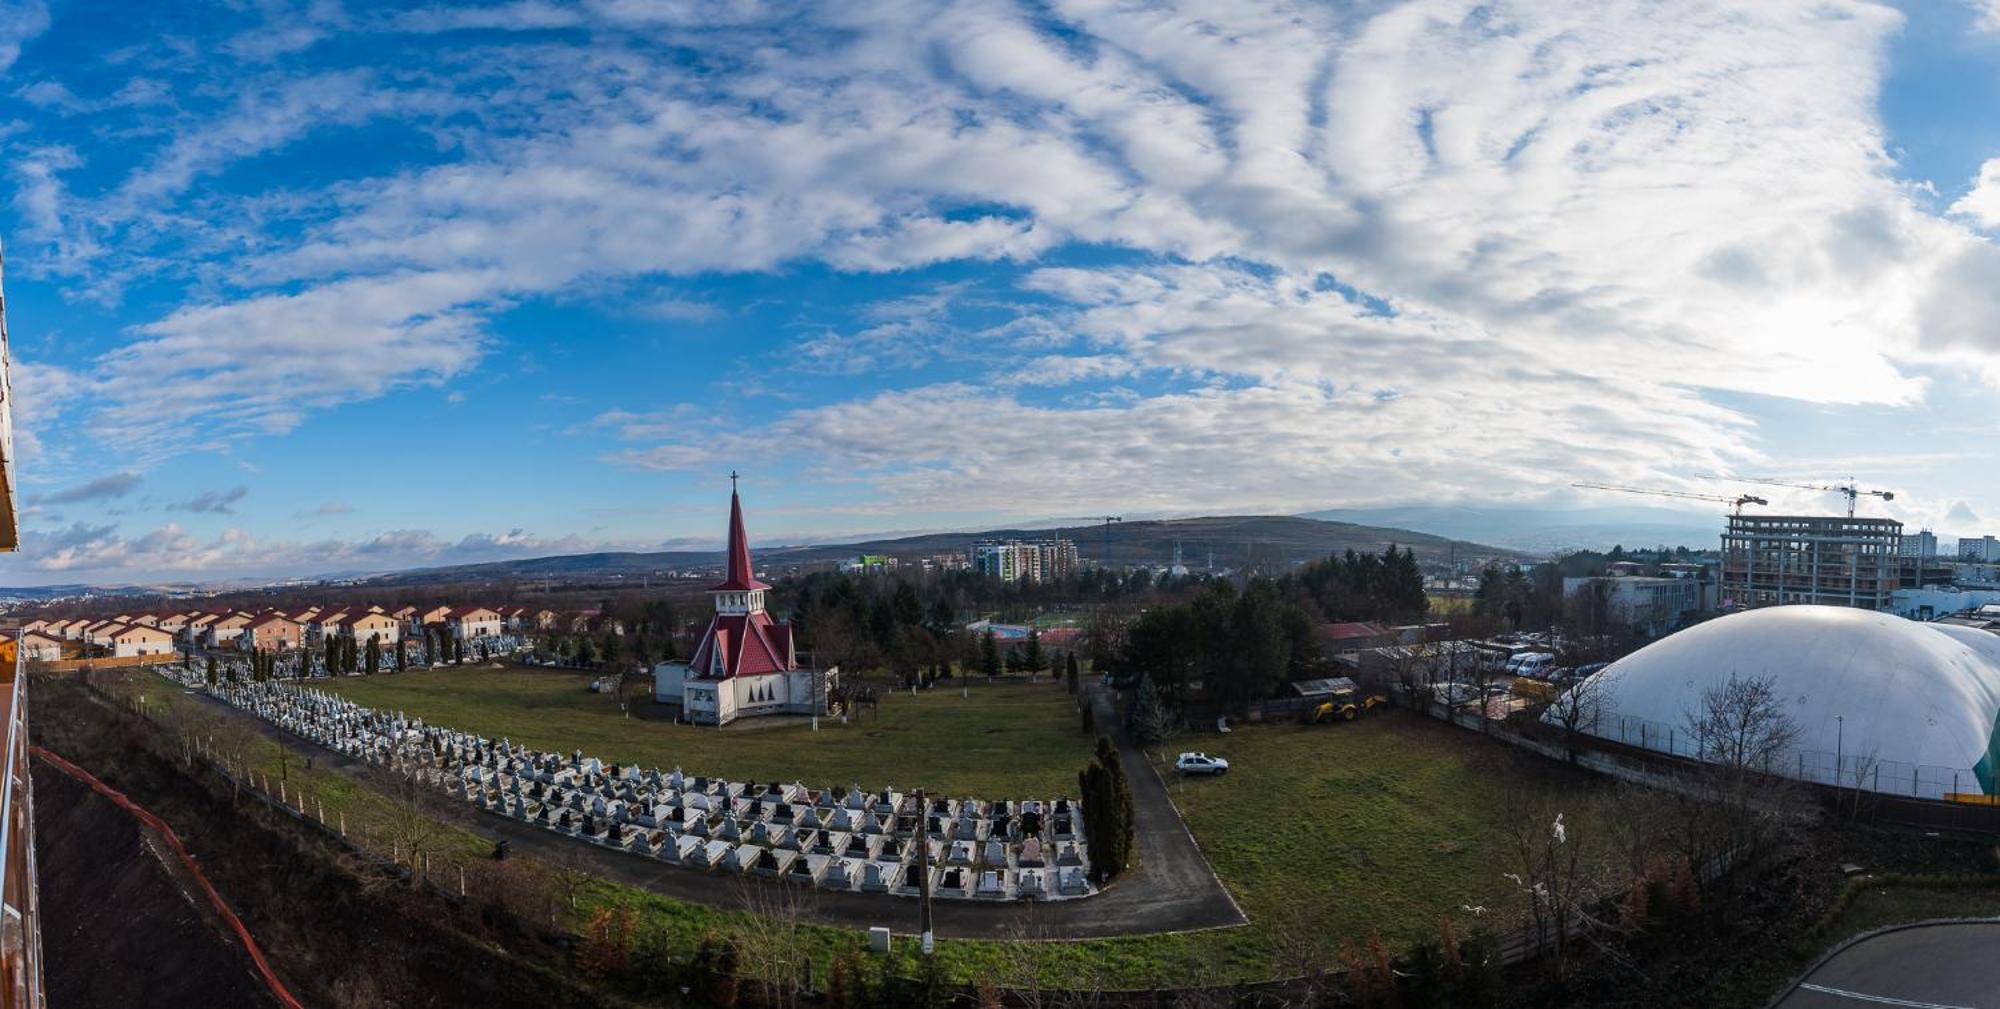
left=0, top=634, right=45, bottom=1009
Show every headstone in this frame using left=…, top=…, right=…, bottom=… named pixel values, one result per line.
left=868, top=927, right=891, bottom=952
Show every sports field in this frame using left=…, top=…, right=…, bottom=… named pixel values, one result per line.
left=318, top=666, right=1092, bottom=798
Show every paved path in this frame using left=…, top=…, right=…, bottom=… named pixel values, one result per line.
left=1774, top=922, right=2000, bottom=1009
left=192, top=684, right=1246, bottom=940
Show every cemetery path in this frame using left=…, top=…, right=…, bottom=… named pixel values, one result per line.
left=195, top=686, right=1247, bottom=939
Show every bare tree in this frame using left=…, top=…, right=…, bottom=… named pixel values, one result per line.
left=1544, top=668, right=1618, bottom=763
left=732, top=879, right=813, bottom=1009
left=1677, top=672, right=1812, bottom=881
left=1684, top=672, right=1800, bottom=773
left=1503, top=795, right=1613, bottom=979
left=364, top=759, right=455, bottom=881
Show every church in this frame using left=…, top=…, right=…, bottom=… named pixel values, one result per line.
left=653, top=481, right=838, bottom=726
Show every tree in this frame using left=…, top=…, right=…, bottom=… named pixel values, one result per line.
left=979, top=628, right=1001, bottom=680
left=205, top=654, right=218, bottom=687
left=1544, top=668, right=1617, bottom=762
left=395, top=638, right=407, bottom=673
left=1077, top=736, right=1134, bottom=884
left=1128, top=673, right=1170, bottom=745
left=1675, top=672, right=1810, bottom=885
left=1021, top=629, right=1046, bottom=680
left=1065, top=651, right=1081, bottom=694
left=365, top=634, right=382, bottom=676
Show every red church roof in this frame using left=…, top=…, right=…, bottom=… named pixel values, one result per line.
left=687, top=487, right=793, bottom=679
left=688, top=612, right=794, bottom=680
left=709, top=488, right=771, bottom=592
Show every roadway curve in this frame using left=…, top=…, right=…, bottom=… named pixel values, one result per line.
left=192, top=683, right=1246, bottom=940
left=1773, top=921, right=2000, bottom=1009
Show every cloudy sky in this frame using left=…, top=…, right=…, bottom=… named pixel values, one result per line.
left=2, top=0, right=1999, bottom=584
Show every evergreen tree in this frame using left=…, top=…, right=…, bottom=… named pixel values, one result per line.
left=1077, top=736, right=1134, bottom=884
left=395, top=639, right=407, bottom=673
left=979, top=628, right=1001, bottom=679
left=365, top=634, right=382, bottom=675
left=1021, top=628, right=1045, bottom=678
left=1129, top=672, right=1169, bottom=744
left=1065, top=651, right=1081, bottom=694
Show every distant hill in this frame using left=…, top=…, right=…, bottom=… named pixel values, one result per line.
left=362, top=514, right=1527, bottom=587
left=1300, top=504, right=1724, bottom=554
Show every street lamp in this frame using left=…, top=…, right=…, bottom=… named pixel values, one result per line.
left=1834, top=713, right=1844, bottom=786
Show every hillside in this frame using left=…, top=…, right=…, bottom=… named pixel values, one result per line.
left=362, top=514, right=1524, bottom=587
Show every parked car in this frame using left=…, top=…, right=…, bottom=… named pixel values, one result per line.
left=1175, top=752, right=1230, bottom=776
left=1514, top=653, right=1556, bottom=679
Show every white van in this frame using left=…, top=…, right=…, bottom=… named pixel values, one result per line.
left=1514, top=653, right=1555, bottom=679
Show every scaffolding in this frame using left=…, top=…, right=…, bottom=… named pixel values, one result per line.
left=1720, top=514, right=1902, bottom=610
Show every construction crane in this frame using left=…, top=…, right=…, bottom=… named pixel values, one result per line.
left=1092, top=516, right=1122, bottom=571
left=1701, top=476, right=1893, bottom=519
left=1571, top=482, right=1768, bottom=515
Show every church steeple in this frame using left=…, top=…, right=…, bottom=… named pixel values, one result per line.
left=710, top=474, right=770, bottom=614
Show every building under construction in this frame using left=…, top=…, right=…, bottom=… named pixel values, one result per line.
left=1720, top=513, right=1903, bottom=610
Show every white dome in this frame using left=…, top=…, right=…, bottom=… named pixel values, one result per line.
left=1567, top=606, right=2000, bottom=797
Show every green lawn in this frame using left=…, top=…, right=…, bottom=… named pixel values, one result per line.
left=1152, top=709, right=1611, bottom=949
left=122, top=667, right=1622, bottom=987
left=1819, top=883, right=2000, bottom=946
left=316, top=666, right=1092, bottom=798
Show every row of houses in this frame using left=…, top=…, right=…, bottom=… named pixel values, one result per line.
left=17, top=603, right=586, bottom=658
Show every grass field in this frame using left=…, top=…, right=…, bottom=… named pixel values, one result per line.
left=114, top=668, right=1614, bottom=987
left=1819, top=883, right=2000, bottom=945
left=1152, top=709, right=1610, bottom=948
left=316, top=666, right=1092, bottom=798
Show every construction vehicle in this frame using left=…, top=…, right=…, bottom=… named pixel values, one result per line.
left=1310, top=677, right=1388, bottom=723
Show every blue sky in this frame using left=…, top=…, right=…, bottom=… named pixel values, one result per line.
left=2, top=0, right=2000, bottom=584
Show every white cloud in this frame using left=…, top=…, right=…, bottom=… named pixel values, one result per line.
left=17, top=0, right=2000, bottom=518
left=0, top=0, right=49, bottom=72
left=1950, top=159, right=2000, bottom=230
left=19, top=520, right=633, bottom=579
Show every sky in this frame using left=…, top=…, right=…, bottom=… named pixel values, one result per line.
left=2, top=0, right=2000, bottom=585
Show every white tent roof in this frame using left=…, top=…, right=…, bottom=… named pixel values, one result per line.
left=1566, top=606, right=2000, bottom=796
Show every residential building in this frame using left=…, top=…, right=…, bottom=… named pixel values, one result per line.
left=655, top=485, right=836, bottom=726
left=969, top=537, right=1079, bottom=583
left=444, top=606, right=502, bottom=640
left=110, top=624, right=175, bottom=658
left=7, top=632, right=62, bottom=663
left=1719, top=514, right=1902, bottom=610
left=203, top=612, right=254, bottom=648
left=239, top=614, right=304, bottom=652
left=1900, top=529, right=1939, bottom=560
left=416, top=605, right=453, bottom=629
left=155, top=612, right=190, bottom=636
left=186, top=612, right=222, bottom=643
left=1962, top=536, right=2000, bottom=563
left=345, top=611, right=400, bottom=647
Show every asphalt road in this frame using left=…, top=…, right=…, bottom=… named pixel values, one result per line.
left=1774, top=922, right=2000, bottom=1009
left=193, top=683, right=1247, bottom=940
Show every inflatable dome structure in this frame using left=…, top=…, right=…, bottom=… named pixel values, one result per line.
left=1550, top=606, right=2000, bottom=798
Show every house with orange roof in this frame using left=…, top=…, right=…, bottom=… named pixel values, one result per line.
left=345, top=610, right=400, bottom=647
left=240, top=613, right=303, bottom=652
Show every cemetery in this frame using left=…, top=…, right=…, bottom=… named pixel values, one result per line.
left=179, top=669, right=1099, bottom=904
left=318, top=665, right=1090, bottom=798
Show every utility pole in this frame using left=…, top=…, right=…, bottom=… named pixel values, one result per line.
left=914, top=786, right=933, bottom=955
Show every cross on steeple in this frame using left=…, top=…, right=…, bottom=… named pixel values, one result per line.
left=730, top=470, right=740, bottom=493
